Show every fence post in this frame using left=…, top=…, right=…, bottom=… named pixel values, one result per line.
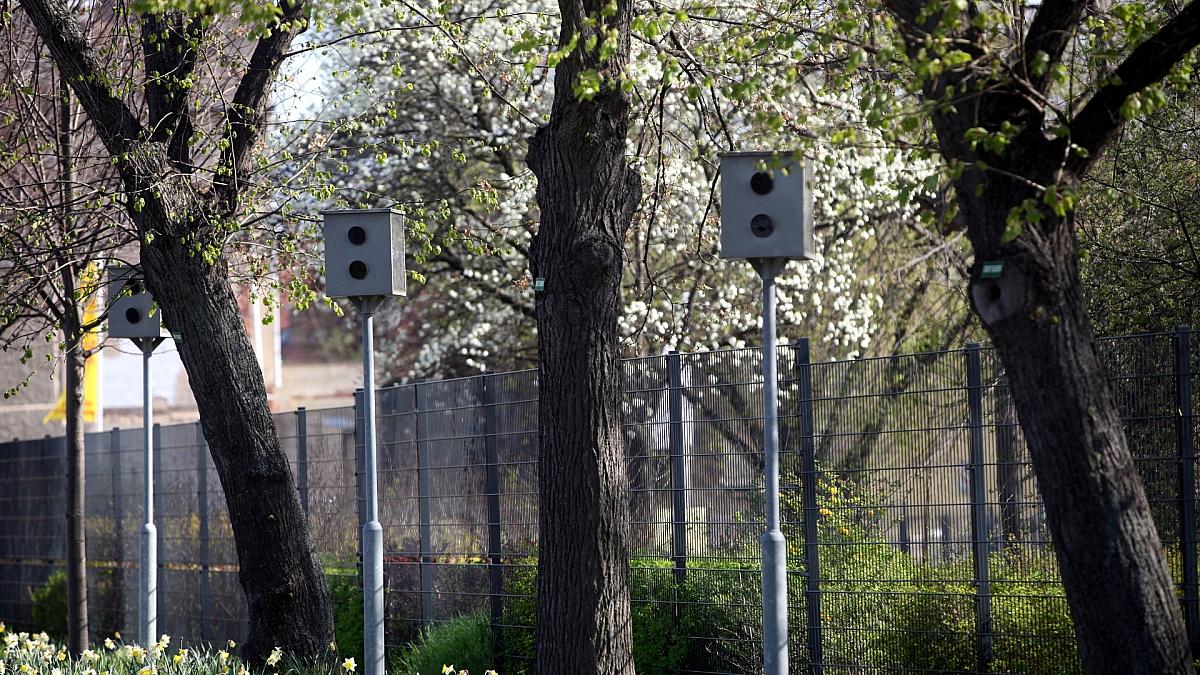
left=196, top=422, right=210, bottom=642
left=481, top=373, right=503, bottom=654
left=152, top=423, right=165, bottom=638
left=111, top=427, right=125, bottom=632
left=297, top=407, right=309, bottom=517
left=354, top=389, right=367, bottom=583
left=1175, top=326, right=1198, bottom=655
left=667, top=351, right=688, bottom=584
left=795, top=338, right=823, bottom=673
left=965, top=343, right=993, bottom=673
left=415, top=383, right=434, bottom=624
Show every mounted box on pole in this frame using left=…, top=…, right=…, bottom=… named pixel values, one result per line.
left=106, top=264, right=166, bottom=647
left=719, top=150, right=818, bottom=675
left=323, top=209, right=406, bottom=298
left=107, top=266, right=169, bottom=341
left=719, top=151, right=818, bottom=262
left=322, top=208, right=406, bottom=675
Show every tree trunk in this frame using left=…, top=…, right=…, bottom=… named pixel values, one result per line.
left=141, top=240, right=333, bottom=663
left=963, top=182, right=1190, bottom=673
left=14, top=0, right=334, bottom=660
left=526, top=1, right=639, bottom=672
left=63, top=324, right=88, bottom=655
left=993, top=377, right=1023, bottom=548
left=57, top=65, right=88, bottom=656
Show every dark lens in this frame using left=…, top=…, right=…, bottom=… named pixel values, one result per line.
left=348, top=226, right=367, bottom=245
left=125, top=307, right=142, bottom=324
left=349, top=260, right=368, bottom=279
left=751, top=171, right=774, bottom=195
left=751, top=214, right=774, bottom=237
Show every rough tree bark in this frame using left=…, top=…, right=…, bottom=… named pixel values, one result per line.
left=882, top=0, right=1200, bottom=671
left=526, top=0, right=640, bottom=672
left=16, top=0, right=333, bottom=661
left=994, top=383, right=1024, bottom=548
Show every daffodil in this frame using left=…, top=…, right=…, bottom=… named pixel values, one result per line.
left=342, top=657, right=357, bottom=672
left=104, top=638, right=116, bottom=650
left=173, top=648, right=189, bottom=664
left=266, top=646, right=283, bottom=666
left=329, top=641, right=338, bottom=653
left=443, top=665, right=455, bottom=674
left=227, top=639, right=236, bottom=650
left=218, top=649, right=229, bottom=663
left=0, top=621, right=5, bottom=633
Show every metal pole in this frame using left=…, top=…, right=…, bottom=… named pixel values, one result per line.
left=667, top=351, right=688, bottom=584
left=966, top=343, right=992, bottom=672
left=482, top=373, right=503, bottom=656
left=754, top=258, right=788, bottom=675
left=796, top=338, right=822, bottom=673
left=297, top=407, right=310, bottom=516
left=415, top=382, right=434, bottom=624
left=111, top=426, right=125, bottom=631
left=197, top=422, right=211, bottom=643
left=357, top=297, right=385, bottom=675
left=1175, top=326, right=1198, bottom=655
left=138, top=340, right=157, bottom=647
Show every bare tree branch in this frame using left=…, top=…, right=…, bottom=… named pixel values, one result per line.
left=1068, top=0, right=1200, bottom=174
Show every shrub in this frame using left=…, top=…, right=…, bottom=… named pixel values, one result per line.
left=29, top=569, right=67, bottom=641
left=395, top=612, right=493, bottom=675
left=328, top=574, right=364, bottom=666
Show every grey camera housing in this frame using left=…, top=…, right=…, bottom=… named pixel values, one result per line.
left=107, top=266, right=169, bottom=339
left=322, top=209, right=407, bottom=298
left=719, top=151, right=817, bottom=260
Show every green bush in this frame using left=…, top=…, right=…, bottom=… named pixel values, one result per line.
left=395, top=612, right=493, bottom=675
left=500, top=557, right=749, bottom=675
left=492, top=471, right=1082, bottom=674
left=29, top=569, right=68, bottom=641
left=328, top=574, right=364, bottom=666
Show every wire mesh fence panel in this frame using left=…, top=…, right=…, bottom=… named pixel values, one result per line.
left=0, top=436, right=66, bottom=632
left=298, top=406, right=359, bottom=568
left=976, top=347, right=1077, bottom=674
left=803, top=347, right=979, bottom=673
left=0, top=331, right=1196, bottom=675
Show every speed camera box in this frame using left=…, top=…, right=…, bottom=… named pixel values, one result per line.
left=322, top=209, right=406, bottom=298
left=719, top=152, right=817, bottom=260
left=107, top=266, right=168, bottom=339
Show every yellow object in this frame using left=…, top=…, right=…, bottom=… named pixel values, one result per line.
left=43, top=269, right=103, bottom=424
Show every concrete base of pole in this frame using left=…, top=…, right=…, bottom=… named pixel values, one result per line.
left=363, top=520, right=385, bottom=675
left=762, top=529, right=789, bottom=675
left=140, top=522, right=157, bottom=646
